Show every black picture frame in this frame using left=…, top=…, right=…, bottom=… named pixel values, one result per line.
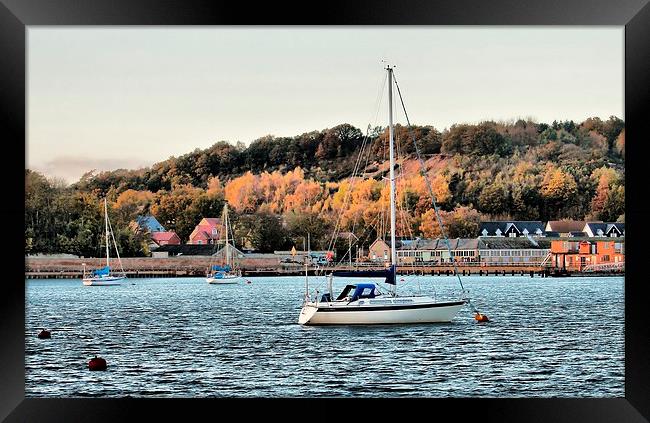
left=3, top=0, right=649, bottom=421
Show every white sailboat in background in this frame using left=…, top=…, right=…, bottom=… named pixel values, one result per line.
left=83, top=198, right=127, bottom=286
left=207, top=203, right=243, bottom=284
left=298, top=65, right=477, bottom=325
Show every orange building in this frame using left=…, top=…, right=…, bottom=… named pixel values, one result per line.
left=549, top=239, right=624, bottom=272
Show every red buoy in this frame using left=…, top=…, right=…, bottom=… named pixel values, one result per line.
left=37, top=329, right=51, bottom=339
left=474, top=312, right=490, bottom=323
left=88, top=356, right=107, bottom=371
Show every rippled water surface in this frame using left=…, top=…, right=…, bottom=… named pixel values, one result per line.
left=26, top=275, right=624, bottom=397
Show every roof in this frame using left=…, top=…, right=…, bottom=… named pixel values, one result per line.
left=369, top=238, right=405, bottom=249
left=154, top=244, right=217, bottom=256
left=398, top=238, right=480, bottom=250
left=151, top=231, right=179, bottom=242
left=136, top=215, right=165, bottom=232
left=479, top=221, right=544, bottom=236
left=201, top=218, right=223, bottom=227
left=478, top=237, right=551, bottom=249
left=584, top=222, right=625, bottom=236
left=546, top=220, right=591, bottom=233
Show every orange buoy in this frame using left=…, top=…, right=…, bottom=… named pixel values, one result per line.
left=88, top=356, right=107, bottom=371
left=474, top=313, right=490, bottom=323
left=37, top=329, right=51, bottom=339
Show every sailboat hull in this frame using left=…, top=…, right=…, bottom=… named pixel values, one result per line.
left=82, top=276, right=125, bottom=286
left=299, top=298, right=466, bottom=325
left=206, top=274, right=242, bottom=284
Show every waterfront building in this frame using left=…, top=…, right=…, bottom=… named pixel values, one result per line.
left=478, top=237, right=551, bottom=266
left=478, top=221, right=545, bottom=238
left=395, top=237, right=551, bottom=266
left=549, top=238, right=624, bottom=271
left=397, top=238, right=480, bottom=264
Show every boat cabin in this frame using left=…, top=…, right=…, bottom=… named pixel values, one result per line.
left=334, top=283, right=379, bottom=302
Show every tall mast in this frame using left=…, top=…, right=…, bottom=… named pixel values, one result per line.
left=305, top=232, right=310, bottom=301
left=224, top=204, right=230, bottom=266
left=104, top=197, right=110, bottom=267
left=387, top=66, right=397, bottom=293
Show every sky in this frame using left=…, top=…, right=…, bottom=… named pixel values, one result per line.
left=27, top=27, right=623, bottom=184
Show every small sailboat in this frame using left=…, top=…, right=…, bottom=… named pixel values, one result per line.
left=83, top=198, right=127, bottom=286
left=207, top=203, right=243, bottom=284
left=298, top=65, right=475, bottom=325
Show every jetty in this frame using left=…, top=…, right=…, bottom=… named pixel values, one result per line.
left=24, top=256, right=623, bottom=279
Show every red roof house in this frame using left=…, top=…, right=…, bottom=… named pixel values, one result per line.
left=151, top=231, right=181, bottom=246
left=188, top=218, right=224, bottom=245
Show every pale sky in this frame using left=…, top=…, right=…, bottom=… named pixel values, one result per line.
left=27, top=27, right=623, bottom=184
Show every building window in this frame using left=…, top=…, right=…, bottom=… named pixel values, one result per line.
left=198, top=240, right=203, bottom=245
left=509, top=232, right=516, bottom=238
left=602, top=255, right=610, bottom=262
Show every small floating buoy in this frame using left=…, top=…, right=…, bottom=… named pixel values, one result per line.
left=88, top=356, right=107, bottom=371
left=37, top=329, right=51, bottom=339
left=246, top=279, right=252, bottom=284
left=474, top=312, right=490, bottom=323
left=400, top=278, right=405, bottom=282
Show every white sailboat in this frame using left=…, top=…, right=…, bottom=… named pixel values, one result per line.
left=298, top=66, right=471, bottom=325
left=82, top=198, right=127, bottom=286
left=206, top=203, right=242, bottom=284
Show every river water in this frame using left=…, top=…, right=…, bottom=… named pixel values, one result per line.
left=25, top=275, right=624, bottom=397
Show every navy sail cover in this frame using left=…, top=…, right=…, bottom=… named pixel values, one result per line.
left=212, top=265, right=231, bottom=272
left=92, top=266, right=110, bottom=276
left=332, top=265, right=396, bottom=285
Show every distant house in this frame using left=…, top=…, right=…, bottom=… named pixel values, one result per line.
left=136, top=215, right=166, bottom=233
left=368, top=239, right=398, bottom=262
left=368, top=238, right=416, bottom=262
left=479, top=221, right=545, bottom=238
left=545, top=220, right=594, bottom=237
left=188, top=218, right=224, bottom=245
left=583, top=222, right=625, bottom=238
left=151, top=231, right=181, bottom=246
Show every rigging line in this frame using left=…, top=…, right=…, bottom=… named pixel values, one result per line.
left=106, top=210, right=126, bottom=276
left=342, top=75, right=387, bottom=244
left=393, top=127, right=419, bottom=279
left=325, top=104, right=378, bottom=252
left=326, top=89, right=385, bottom=258
left=392, top=72, right=474, bottom=308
